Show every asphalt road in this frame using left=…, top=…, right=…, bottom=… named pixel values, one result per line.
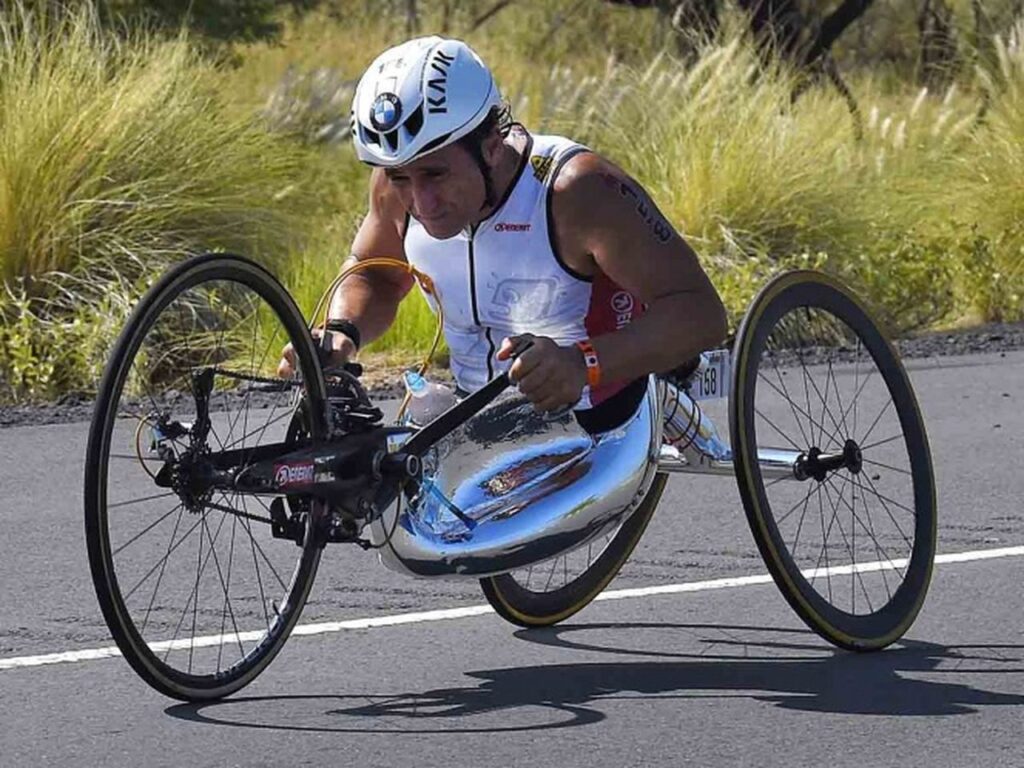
left=1, top=350, right=1022, bottom=767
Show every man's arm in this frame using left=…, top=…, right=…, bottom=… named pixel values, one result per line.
left=278, top=169, right=412, bottom=376
left=556, top=152, right=728, bottom=382
left=327, top=168, right=415, bottom=348
left=501, top=152, right=727, bottom=410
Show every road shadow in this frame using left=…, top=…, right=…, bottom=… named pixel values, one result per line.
left=166, top=621, right=1024, bottom=734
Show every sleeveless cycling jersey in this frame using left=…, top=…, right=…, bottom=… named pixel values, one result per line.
left=404, top=131, right=645, bottom=409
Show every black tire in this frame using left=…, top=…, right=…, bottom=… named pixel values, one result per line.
left=84, top=253, right=328, bottom=700
left=730, top=270, right=936, bottom=650
left=480, top=473, right=668, bottom=627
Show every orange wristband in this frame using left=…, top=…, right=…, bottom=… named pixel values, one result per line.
left=576, top=339, right=602, bottom=388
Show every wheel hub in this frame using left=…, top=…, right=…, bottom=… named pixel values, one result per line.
left=795, top=438, right=863, bottom=482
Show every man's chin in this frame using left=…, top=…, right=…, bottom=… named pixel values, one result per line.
left=419, top=217, right=462, bottom=240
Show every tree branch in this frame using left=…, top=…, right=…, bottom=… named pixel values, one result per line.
left=804, top=0, right=876, bottom=66
left=469, top=0, right=517, bottom=33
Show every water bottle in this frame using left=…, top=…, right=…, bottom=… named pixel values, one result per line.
left=402, top=370, right=458, bottom=425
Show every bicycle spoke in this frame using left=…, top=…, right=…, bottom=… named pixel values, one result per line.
left=121, top=514, right=205, bottom=603
left=827, top=358, right=852, bottom=439
left=222, top=407, right=295, bottom=454
left=826, top=475, right=907, bottom=583
left=112, top=503, right=184, bottom=557
left=140, top=505, right=186, bottom=636
left=857, top=473, right=914, bottom=548
left=768, top=358, right=810, bottom=447
left=838, top=367, right=877, bottom=437
left=217, top=514, right=238, bottom=671
left=859, top=472, right=917, bottom=517
left=163, top=509, right=229, bottom=666
left=859, top=398, right=895, bottom=447
left=810, top=486, right=834, bottom=602
left=820, top=479, right=874, bottom=613
left=543, top=557, right=558, bottom=592
left=201, top=512, right=246, bottom=662
left=756, top=371, right=842, bottom=448
left=242, top=517, right=289, bottom=594
left=791, top=336, right=847, bottom=449
left=775, top=483, right=819, bottom=527
left=109, top=490, right=179, bottom=510
left=754, top=408, right=807, bottom=453
left=861, top=433, right=904, bottom=452
left=862, top=457, right=912, bottom=476
left=240, top=495, right=273, bottom=632
left=788, top=487, right=815, bottom=560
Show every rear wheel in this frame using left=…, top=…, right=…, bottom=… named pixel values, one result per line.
left=480, top=474, right=667, bottom=627
left=84, top=253, right=327, bottom=700
left=730, top=270, right=936, bottom=650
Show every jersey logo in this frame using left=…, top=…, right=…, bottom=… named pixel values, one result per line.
left=530, top=154, right=554, bottom=182
left=611, top=290, right=635, bottom=329
left=493, top=222, right=531, bottom=232
left=490, top=278, right=557, bottom=320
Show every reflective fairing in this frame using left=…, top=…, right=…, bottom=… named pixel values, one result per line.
left=369, top=377, right=662, bottom=578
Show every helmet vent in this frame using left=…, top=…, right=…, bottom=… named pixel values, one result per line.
left=418, top=131, right=452, bottom=156
left=404, top=104, right=424, bottom=137
left=384, top=130, right=399, bottom=151
left=363, top=127, right=381, bottom=147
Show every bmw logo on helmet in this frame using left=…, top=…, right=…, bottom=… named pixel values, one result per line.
left=370, top=92, right=402, bottom=132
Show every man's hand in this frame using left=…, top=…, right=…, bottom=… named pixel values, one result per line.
left=277, top=329, right=357, bottom=378
left=497, top=334, right=588, bottom=412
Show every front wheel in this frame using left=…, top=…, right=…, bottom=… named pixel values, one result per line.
left=730, top=270, right=936, bottom=650
left=84, top=253, right=328, bottom=700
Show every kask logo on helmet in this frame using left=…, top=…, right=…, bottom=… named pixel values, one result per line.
left=426, top=49, right=456, bottom=114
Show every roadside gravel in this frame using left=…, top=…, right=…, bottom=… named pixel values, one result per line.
left=2, top=321, right=1022, bottom=429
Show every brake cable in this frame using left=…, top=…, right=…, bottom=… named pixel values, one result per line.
left=309, top=257, right=446, bottom=423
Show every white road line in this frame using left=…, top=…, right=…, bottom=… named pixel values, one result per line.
left=2, top=544, right=1022, bottom=672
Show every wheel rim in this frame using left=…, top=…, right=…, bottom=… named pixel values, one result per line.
left=94, top=263, right=322, bottom=688
left=503, top=524, right=624, bottom=594
left=739, top=276, right=934, bottom=633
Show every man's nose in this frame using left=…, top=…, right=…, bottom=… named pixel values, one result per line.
left=412, top=182, right=442, bottom=217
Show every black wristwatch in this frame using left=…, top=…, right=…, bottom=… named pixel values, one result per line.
left=324, top=318, right=361, bottom=351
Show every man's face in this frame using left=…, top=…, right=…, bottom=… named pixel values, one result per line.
left=384, top=139, right=492, bottom=239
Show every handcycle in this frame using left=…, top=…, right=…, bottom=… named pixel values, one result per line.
left=84, top=252, right=936, bottom=701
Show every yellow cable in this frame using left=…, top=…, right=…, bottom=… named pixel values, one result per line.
left=310, top=257, right=444, bottom=422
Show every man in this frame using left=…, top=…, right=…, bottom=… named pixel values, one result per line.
left=279, top=36, right=727, bottom=430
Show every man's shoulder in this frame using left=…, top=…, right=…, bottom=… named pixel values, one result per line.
left=368, top=168, right=408, bottom=231
left=549, top=151, right=630, bottom=229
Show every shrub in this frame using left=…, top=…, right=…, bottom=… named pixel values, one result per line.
left=0, top=2, right=323, bottom=399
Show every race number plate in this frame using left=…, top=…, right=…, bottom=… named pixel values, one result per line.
left=688, top=348, right=731, bottom=402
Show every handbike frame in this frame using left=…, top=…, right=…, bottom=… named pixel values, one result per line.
left=158, top=352, right=827, bottom=563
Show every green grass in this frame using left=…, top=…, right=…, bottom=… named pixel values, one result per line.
left=0, top=3, right=324, bottom=398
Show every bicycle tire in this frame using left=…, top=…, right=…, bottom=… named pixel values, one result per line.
left=730, top=270, right=936, bottom=650
left=480, top=473, right=668, bottom=627
left=84, top=253, right=327, bottom=700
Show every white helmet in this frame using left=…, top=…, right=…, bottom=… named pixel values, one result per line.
left=350, top=36, right=502, bottom=167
